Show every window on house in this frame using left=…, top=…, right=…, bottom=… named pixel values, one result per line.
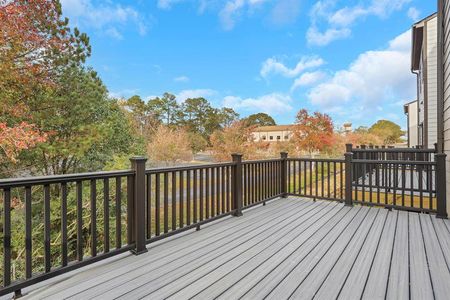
left=284, top=135, right=289, bottom=139
left=277, top=136, right=281, bottom=140
left=269, top=136, right=273, bottom=140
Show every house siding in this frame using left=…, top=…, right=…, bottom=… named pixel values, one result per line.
left=427, top=17, right=439, bottom=148
left=442, top=0, right=450, bottom=215
left=406, top=101, right=419, bottom=147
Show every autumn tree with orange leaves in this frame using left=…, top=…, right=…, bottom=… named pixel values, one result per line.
left=292, top=109, right=334, bottom=156
left=0, top=0, right=90, bottom=163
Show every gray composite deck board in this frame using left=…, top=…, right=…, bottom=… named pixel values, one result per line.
left=386, top=210, right=409, bottom=300
left=21, top=197, right=450, bottom=300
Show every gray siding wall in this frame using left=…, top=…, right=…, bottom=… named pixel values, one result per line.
left=427, top=17, right=439, bottom=148
left=443, top=0, right=450, bottom=215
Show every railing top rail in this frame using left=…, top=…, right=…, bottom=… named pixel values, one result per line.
left=145, top=162, right=235, bottom=174
left=352, top=148, right=435, bottom=153
left=0, top=169, right=134, bottom=188
left=352, top=159, right=436, bottom=165
left=242, top=158, right=282, bottom=165
left=287, top=157, right=345, bottom=163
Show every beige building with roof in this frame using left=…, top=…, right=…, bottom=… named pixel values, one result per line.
left=251, top=125, right=293, bottom=142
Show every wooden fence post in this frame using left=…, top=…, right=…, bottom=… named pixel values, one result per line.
left=345, top=146, right=353, bottom=207
left=130, top=157, right=148, bottom=254
left=231, top=154, right=243, bottom=216
left=280, top=152, right=288, bottom=198
left=435, top=153, right=447, bottom=218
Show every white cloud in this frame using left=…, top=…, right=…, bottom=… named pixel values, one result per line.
left=291, top=71, right=326, bottom=91
left=306, top=30, right=415, bottom=117
left=222, top=93, right=293, bottom=114
left=174, top=76, right=190, bottom=83
left=407, top=7, right=420, bottom=21
left=307, top=0, right=411, bottom=46
left=157, top=0, right=185, bottom=10
left=260, top=56, right=325, bottom=78
left=60, top=0, right=149, bottom=39
left=219, top=0, right=246, bottom=30
left=306, top=27, right=351, bottom=47
left=270, top=0, right=301, bottom=25
left=176, top=89, right=217, bottom=102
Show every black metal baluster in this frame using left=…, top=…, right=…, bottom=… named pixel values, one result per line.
left=199, top=169, right=204, bottom=221
left=115, top=177, right=122, bottom=247
left=155, top=173, right=160, bottom=236
left=146, top=174, right=152, bottom=240
left=164, top=172, right=169, bottom=233
left=211, top=168, right=215, bottom=216
left=3, top=188, right=11, bottom=286
left=292, top=160, right=296, bottom=194
left=321, top=162, right=324, bottom=198
left=333, top=162, right=336, bottom=199
left=419, top=164, right=423, bottom=209
left=146, top=174, right=151, bottom=240
left=204, top=168, right=208, bottom=219
left=222, top=166, right=225, bottom=213
left=172, top=171, right=176, bottom=231
left=194, top=169, right=198, bottom=222
left=25, top=185, right=32, bottom=277
left=243, top=165, right=248, bottom=207
left=90, top=179, right=97, bottom=257
left=186, top=170, right=191, bottom=225
left=44, top=184, right=52, bottom=269
left=401, top=164, right=406, bottom=207
left=179, top=170, right=184, bottom=228
left=103, top=178, right=110, bottom=253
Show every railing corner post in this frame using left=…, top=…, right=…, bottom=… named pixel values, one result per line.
left=435, top=153, right=447, bottom=219
left=344, top=151, right=353, bottom=207
left=231, top=153, right=243, bottom=217
left=130, top=156, right=148, bottom=254
left=280, top=152, right=288, bottom=198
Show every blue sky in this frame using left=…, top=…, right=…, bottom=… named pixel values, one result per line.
left=60, top=0, right=437, bottom=129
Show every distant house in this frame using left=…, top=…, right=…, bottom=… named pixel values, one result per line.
left=251, top=125, right=293, bottom=142
left=404, top=100, right=419, bottom=147
left=342, top=122, right=352, bottom=134
left=411, top=13, right=438, bottom=148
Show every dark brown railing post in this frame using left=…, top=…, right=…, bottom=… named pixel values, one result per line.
left=231, top=153, right=243, bottom=216
left=130, top=157, right=148, bottom=254
left=435, top=153, right=447, bottom=218
left=280, top=152, right=288, bottom=198
left=345, top=145, right=353, bottom=206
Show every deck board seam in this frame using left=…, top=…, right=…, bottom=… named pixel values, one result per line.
left=430, top=218, right=450, bottom=273
left=60, top=200, right=311, bottom=299
left=108, top=200, right=326, bottom=299
left=27, top=199, right=298, bottom=299
left=230, top=204, right=354, bottom=300
left=312, top=208, right=381, bottom=299
left=288, top=207, right=373, bottom=299
left=384, top=210, right=399, bottom=299
left=264, top=206, right=364, bottom=299
left=188, top=203, right=343, bottom=299
left=419, top=214, right=436, bottom=299
left=168, top=202, right=338, bottom=299
left=358, top=207, right=389, bottom=298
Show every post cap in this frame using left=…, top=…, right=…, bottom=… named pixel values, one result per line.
left=231, top=153, right=243, bottom=161
left=280, top=152, right=288, bottom=158
left=130, top=156, right=148, bottom=162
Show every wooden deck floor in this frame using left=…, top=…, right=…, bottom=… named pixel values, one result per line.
left=21, top=197, right=450, bottom=300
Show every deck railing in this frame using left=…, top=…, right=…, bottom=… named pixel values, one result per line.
left=0, top=147, right=447, bottom=296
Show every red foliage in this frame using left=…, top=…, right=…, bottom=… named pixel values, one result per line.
left=0, top=0, right=89, bottom=162
left=0, top=122, right=47, bottom=162
left=292, top=109, right=334, bottom=154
